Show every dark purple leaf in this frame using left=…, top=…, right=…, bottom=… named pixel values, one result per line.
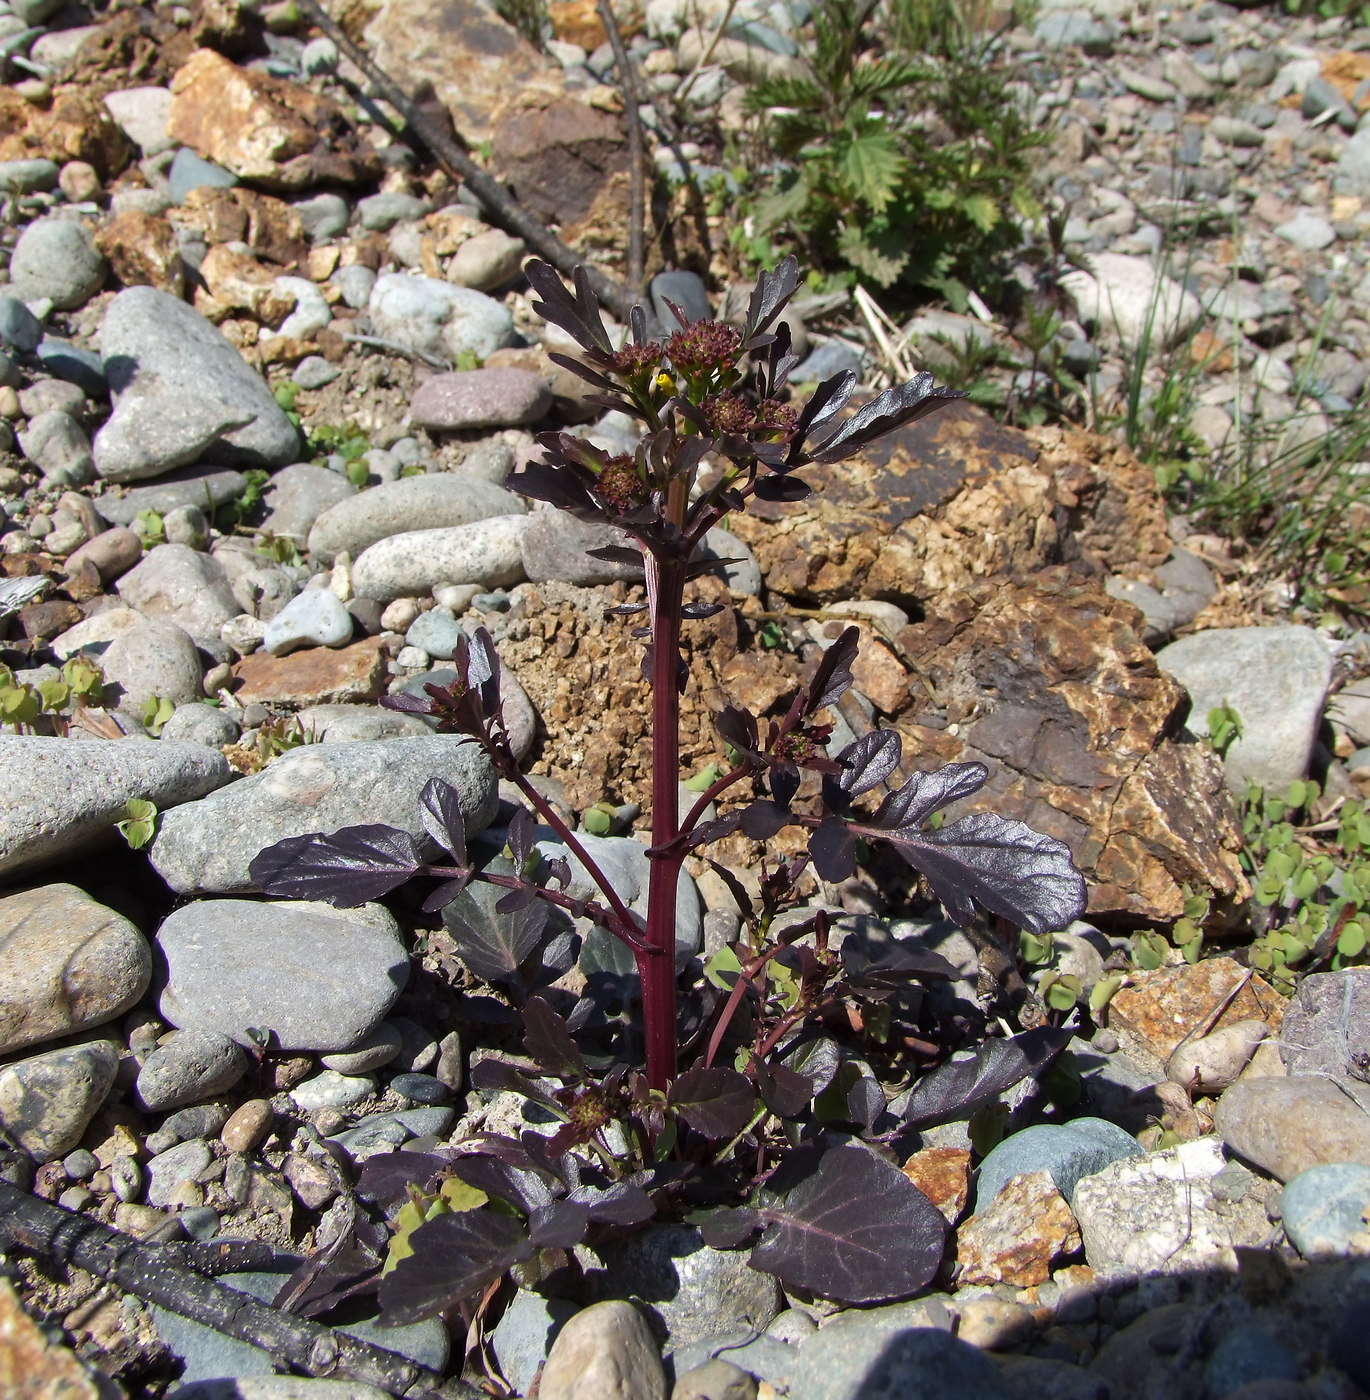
left=833, top=729, right=903, bottom=798
left=782, top=1037, right=840, bottom=1096
left=901, top=1026, right=1073, bottom=1128
left=753, top=473, right=810, bottom=502
left=585, top=545, right=646, bottom=567
left=744, top=254, right=800, bottom=342
left=749, top=1144, right=947, bottom=1302
left=882, top=812, right=1088, bottom=935
left=807, top=627, right=860, bottom=714
left=809, top=814, right=858, bottom=882
left=378, top=1209, right=531, bottom=1324
left=527, top=1200, right=590, bottom=1249
left=705, top=859, right=755, bottom=919
left=508, top=807, right=534, bottom=868
left=525, top=259, right=613, bottom=353
left=629, top=303, right=649, bottom=344
left=249, top=825, right=424, bottom=905
left=450, top=1154, right=556, bottom=1215
left=420, top=875, right=471, bottom=912
left=545, top=350, right=621, bottom=392
left=871, top=762, right=987, bottom=830
left=606, top=601, right=648, bottom=617
left=682, top=812, right=745, bottom=851
left=700, top=1206, right=762, bottom=1248
left=669, top=1067, right=757, bottom=1138
left=769, top=764, right=800, bottom=808
left=845, top=1071, right=885, bottom=1131
left=840, top=933, right=957, bottom=988
left=356, top=1153, right=449, bottom=1210
left=467, top=1059, right=563, bottom=1117
left=787, top=370, right=858, bottom=464
left=444, top=881, right=549, bottom=985
left=569, top=1180, right=655, bottom=1226
left=682, top=601, right=725, bottom=620
left=379, top=690, right=436, bottom=717
left=545, top=856, right=571, bottom=890
left=807, top=373, right=968, bottom=463
left=495, top=884, right=538, bottom=914
left=715, top=704, right=758, bottom=756
left=685, top=553, right=744, bottom=582
left=419, top=778, right=468, bottom=865
left=754, top=1057, right=814, bottom=1117
left=522, top=997, right=587, bottom=1077
left=740, top=800, right=793, bottom=840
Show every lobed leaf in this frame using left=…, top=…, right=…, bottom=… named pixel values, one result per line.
left=807, top=627, right=860, bottom=715
left=744, top=254, right=801, bottom=344
left=444, top=879, right=550, bottom=985
left=670, top=1066, right=758, bottom=1138
left=871, top=761, right=987, bottom=830
left=248, top=825, right=424, bottom=905
left=378, top=1209, right=531, bottom=1324
left=807, top=373, right=967, bottom=463
left=748, top=1144, right=947, bottom=1302
left=832, top=728, right=903, bottom=798
left=522, top=996, right=588, bottom=1078
left=525, top=260, right=613, bottom=354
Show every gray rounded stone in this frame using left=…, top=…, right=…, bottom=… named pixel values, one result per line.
left=262, top=589, right=354, bottom=656
left=10, top=218, right=106, bottom=311
left=356, top=191, right=430, bottom=231
left=409, top=369, right=552, bottom=431
left=116, top=544, right=241, bottom=650
left=975, top=1117, right=1143, bottom=1210
left=293, top=704, right=433, bottom=743
left=261, top=463, right=355, bottom=542
left=447, top=228, right=525, bottom=291
left=367, top=273, right=515, bottom=363
left=1214, top=1076, right=1370, bottom=1181
left=148, top=735, right=497, bottom=894
left=95, top=287, right=299, bottom=480
left=306, top=473, right=525, bottom=563
left=53, top=608, right=205, bottom=714
left=1281, top=1163, right=1370, bottom=1257
left=0, top=159, right=60, bottom=194
left=320, top=1021, right=403, bottom=1074
left=93, top=467, right=248, bottom=525
left=157, top=900, right=409, bottom=1053
left=102, top=86, right=175, bottom=156
left=540, top=1300, right=666, bottom=1400
left=520, top=510, right=641, bottom=586
left=1155, top=625, right=1332, bottom=794
left=159, top=705, right=242, bottom=748
left=145, top=1136, right=213, bottom=1208
left=290, top=1070, right=376, bottom=1110
left=17, top=409, right=94, bottom=486
left=168, top=148, right=237, bottom=203
left=1280, top=967, right=1370, bottom=1078
left=0, top=735, right=231, bottom=882
left=405, top=607, right=463, bottom=660
left=293, top=192, right=351, bottom=241
left=0, top=883, right=150, bottom=1056
left=0, top=1040, right=119, bottom=1162
left=790, top=1324, right=1006, bottom=1400
left=138, top=1029, right=248, bottom=1112
left=0, top=296, right=44, bottom=353
left=351, top=516, right=529, bottom=603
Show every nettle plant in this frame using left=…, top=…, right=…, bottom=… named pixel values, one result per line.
left=250, top=258, right=1088, bottom=1328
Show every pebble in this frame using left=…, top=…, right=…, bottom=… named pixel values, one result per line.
left=53, top=609, right=205, bottom=714
left=1279, top=968, right=1370, bottom=1078
left=320, top=1022, right=404, bottom=1075
left=1060, top=253, right=1201, bottom=349
left=0, top=883, right=149, bottom=1055
left=538, top=1299, right=667, bottom=1400
left=220, top=1099, right=274, bottom=1155
left=0, top=159, right=59, bottom=194
left=975, top=1117, right=1142, bottom=1210
left=0, top=1040, right=119, bottom=1162
left=17, top=410, right=95, bottom=486
left=116, top=544, right=241, bottom=651
left=1167, top=1020, right=1268, bottom=1094
left=1155, top=626, right=1332, bottom=794
left=155, top=899, right=409, bottom=1053
left=294, top=192, right=351, bottom=241
left=93, top=467, right=249, bottom=525
left=366, top=273, right=515, bottom=362
left=520, top=510, right=642, bottom=586
left=8, top=218, right=106, bottom=311
left=351, top=516, right=529, bottom=602
left=1277, top=1162, right=1370, bottom=1257
left=328, top=1105, right=453, bottom=1158
left=355, top=191, right=431, bottom=231
left=1214, top=1075, right=1370, bottom=1181
left=168, top=147, right=238, bottom=203
left=1273, top=211, right=1335, bottom=252
left=136, top=1028, right=248, bottom=1112
left=0, top=736, right=230, bottom=882
left=307, top=473, right=524, bottom=563
left=149, top=734, right=496, bottom=893
left=158, top=705, right=241, bottom=748
left=0, top=296, right=44, bottom=354
left=448, top=227, right=526, bottom=290
left=145, top=1137, right=213, bottom=1209
left=95, top=287, right=299, bottom=480
left=332, top=264, right=377, bottom=309
left=790, top=1324, right=1007, bottom=1400
left=490, top=1289, right=582, bottom=1396
left=390, top=1071, right=450, bottom=1104
left=409, top=368, right=553, bottom=430
left=404, top=606, right=463, bottom=659
left=292, top=355, right=340, bottom=390
left=292, top=703, right=431, bottom=743
left=290, top=1070, right=377, bottom=1111
left=102, top=86, right=176, bottom=155
left=262, top=463, right=356, bottom=542
left=262, top=589, right=354, bottom=655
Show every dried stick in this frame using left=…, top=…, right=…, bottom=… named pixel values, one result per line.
left=0, top=1182, right=479, bottom=1400
left=596, top=0, right=646, bottom=303
left=296, top=0, right=634, bottom=322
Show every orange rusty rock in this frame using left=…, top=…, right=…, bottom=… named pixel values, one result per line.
left=1107, top=957, right=1284, bottom=1076
left=197, top=245, right=295, bottom=326
left=0, top=1278, right=106, bottom=1398
left=175, top=187, right=306, bottom=268
left=956, top=1169, right=1082, bottom=1287
left=96, top=210, right=184, bottom=294
left=847, top=622, right=910, bottom=715
left=231, top=637, right=387, bottom=707
left=0, top=87, right=130, bottom=178
left=901, top=1146, right=972, bottom=1224
left=168, top=48, right=379, bottom=189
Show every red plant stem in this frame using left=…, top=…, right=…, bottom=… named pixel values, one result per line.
left=641, top=556, right=687, bottom=1092
left=702, top=942, right=790, bottom=1070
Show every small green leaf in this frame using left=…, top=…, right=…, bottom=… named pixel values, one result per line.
left=961, top=192, right=999, bottom=233
left=704, top=946, right=743, bottom=991
left=685, top=763, right=727, bottom=793
left=1340, top=922, right=1367, bottom=958
left=581, top=803, right=615, bottom=836
left=116, top=797, right=158, bottom=850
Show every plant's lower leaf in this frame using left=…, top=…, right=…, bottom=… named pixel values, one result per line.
left=740, top=801, right=793, bottom=840
left=749, top=1143, right=947, bottom=1302
left=871, top=762, right=987, bottom=831
left=884, top=812, right=1087, bottom=935
left=901, top=1026, right=1073, bottom=1128
left=570, top=1180, right=655, bottom=1226
left=585, top=545, right=646, bottom=567
left=754, top=1056, right=815, bottom=1118
left=444, top=879, right=549, bottom=985
left=377, top=1209, right=531, bottom=1324
left=450, top=1154, right=557, bottom=1216
left=248, top=825, right=424, bottom=905
left=808, top=372, right=966, bottom=463
left=418, top=777, right=469, bottom=864
left=839, top=126, right=904, bottom=215
left=782, top=1037, right=840, bottom=1097
left=700, top=1205, right=762, bottom=1248
left=527, top=1200, right=590, bottom=1250
left=355, top=1153, right=449, bottom=1210
left=840, top=930, right=958, bottom=989
left=420, top=874, right=471, bottom=912
left=670, top=1067, right=757, bottom=1138
left=754, top=473, right=811, bottom=502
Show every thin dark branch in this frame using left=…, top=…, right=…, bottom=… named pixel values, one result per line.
left=595, top=0, right=645, bottom=302
left=0, top=1182, right=480, bottom=1400
left=296, top=0, right=634, bottom=322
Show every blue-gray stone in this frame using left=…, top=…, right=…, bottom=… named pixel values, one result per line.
left=390, top=1072, right=450, bottom=1104
left=671, top=1330, right=800, bottom=1387
left=356, top=191, right=431, bottom=231
left=405, top=607, right=463, bottom=661
left=490, top=1290, right=581, bottom=1395
left=0, top=352, right=19, bottom=390
left=651, top=270, right=712, bottom=330
left=975, top=1117, right=1143, bottom=1210
left=35, top=338, right=107, bottom=397
left=791, top=340, right=863, bottom=383
left=0, top=296, right=44, bottom=353
left=0, top=158, right=59, bottom=194
left=471, top=591, right=510, bottom=613
left=168, top=148, right=238, bottom=204
left=1281, top=1162, right=1370, bottom=1257
left=328, top=1105, right=454, bottom=1158
left=1203, top=1323, right=1300, bottom=1398
left=292, top=355, right=339, bottom=390
left=789, top=1325, right=1007, bottom=1400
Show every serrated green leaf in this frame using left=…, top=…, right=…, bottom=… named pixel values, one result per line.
left=961, top=192, right=999, bottom=233
left=836, top=225, right=908, bottom=287
left=838, top=127, right=904, bottom=215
